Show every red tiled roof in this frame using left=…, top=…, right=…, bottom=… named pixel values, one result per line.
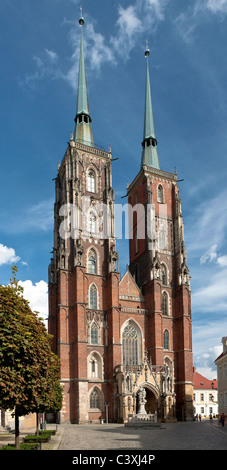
left=215, top=351, right=227, bottom=362
left=193, top=367, right=217, bottom=390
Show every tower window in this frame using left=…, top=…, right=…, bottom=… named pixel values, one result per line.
left=90, top=322, right=98, bottom=344
left=89, top=284, right=98, bottom=309
left=89, top=213, right=96, bottom=233
left=161, top=265, right=167, bottom=285
left=162, top=291, right=168, bottom=316
left=122, top=324, right=138, bottom=366
left=88, top=249, right=97, bottom=274
left=163, top=329, right=169, bottom=350
left=159, top=229, right=166, bottom=250
left=157, top=185, right=164, bottom=203
left=88, top=169, right=96, bottom=193
left=90, top=389, right=99, bottom=409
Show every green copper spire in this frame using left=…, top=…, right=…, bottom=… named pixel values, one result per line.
left=74, top=14, right=94, bottom=147
left=141, top=45, right=160, bottom=170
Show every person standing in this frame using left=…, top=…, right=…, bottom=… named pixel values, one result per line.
left=221, top=413, right=225, bottom=427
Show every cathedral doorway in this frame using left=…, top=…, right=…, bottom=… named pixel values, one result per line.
left=135, top=385, right=158, bottom=415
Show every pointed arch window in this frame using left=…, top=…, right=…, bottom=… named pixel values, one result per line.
left=89, top=284, right=98, bottom=309
left=159, top=229, right=166, bottom=250
left=122, top=324, right=139, bottom=366
left=162, top=291, right=168, bottom=316
left=161, top=265, right=167, bottom=285
left=163, top=329, right=169, bottom=350
left=157, top=185, right=164, bottom=203
left=90, top=389, right=99, bottom=409
left=88, top=169, right=96, bottom=193
left=88, top=249, right=97, bottom=274
left=90, top=322, right=98, bottom=344
left=89, top=213, right=96, bottom=234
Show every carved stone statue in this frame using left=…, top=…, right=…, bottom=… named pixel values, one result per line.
left=137, top=387, right=147, bottom=415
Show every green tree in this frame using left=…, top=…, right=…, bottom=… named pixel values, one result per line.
left=0, top=267, right=62, bottom=448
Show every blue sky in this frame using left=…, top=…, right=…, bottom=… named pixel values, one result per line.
left=1, top=0, right=227, bottom=379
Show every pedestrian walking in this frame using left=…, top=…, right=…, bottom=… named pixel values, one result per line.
left=199, top=414, right=201, bottom=422
left=220, top=413, right=225, bottom=427
left=196, top=413, right=198, bottom=422
left=210, top=413, right=213, bottom=423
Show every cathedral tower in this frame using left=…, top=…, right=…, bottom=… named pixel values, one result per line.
left=127, top=45, right=193, bottom=420
left=48, top=14, right=119, bottom=423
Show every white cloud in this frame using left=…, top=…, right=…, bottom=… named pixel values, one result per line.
left=206, top=0, right=227, bottom=13
left=193, top=322, right=226, bottom=378
left=0, top=243, right=21, bottom=266
left=19, top=279, right=49, bottom=328
left=200, top=244, right=227, bottom=267
left=186, top=188, right=227, bottom=256
left=23, top=1, right=169, bottom=90
left=110, top=5, right=143, bottom=58
left=111, top=0, right=169, bottom=58
left=175, top=0, right=227, bottom=44
left=200, top=244, right=218, bottom=264
left=0, top=199, right=54, bottom=234
left=192, top=268, right=227, bottom=312
left=217, top=255, right=227, bottom=267
left=45, top=49, right=58, bottom=62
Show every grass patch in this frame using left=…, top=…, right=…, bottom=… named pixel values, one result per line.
left=24, top=433, right=50, bottom=443
left=1, top=443, right=40, bottom=450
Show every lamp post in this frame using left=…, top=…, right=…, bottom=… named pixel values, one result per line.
left=104, top=402, right=110, bottom=424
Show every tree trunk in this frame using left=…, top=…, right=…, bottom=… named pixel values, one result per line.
left=36, top=412, right=39, bottom=436
left=15, top=407, right=20, bottom=449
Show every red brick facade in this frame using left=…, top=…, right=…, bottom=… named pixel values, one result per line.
left=48, top=139, right=194, bottom=423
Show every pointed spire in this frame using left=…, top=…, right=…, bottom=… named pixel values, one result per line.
left=141, top=42, right=160, bottom=170
left=74, top=12, right=94, bottom=147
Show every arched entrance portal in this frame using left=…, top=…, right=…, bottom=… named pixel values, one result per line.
left=136, top=385, right=158, bottom=416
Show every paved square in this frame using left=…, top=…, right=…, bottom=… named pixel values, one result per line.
left=59, top=420, right=227, bottom=451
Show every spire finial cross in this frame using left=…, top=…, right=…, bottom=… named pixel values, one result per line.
left=145, top=39, right=150, bottom=57
left=79, top=4, right=84, bottom=26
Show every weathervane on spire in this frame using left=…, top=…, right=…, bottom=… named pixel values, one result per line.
left=145, top=39, right=150, bottom=57
left=79, top=5, right=84, bottom=25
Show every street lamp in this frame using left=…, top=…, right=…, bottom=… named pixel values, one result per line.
left=104, top=402, right=110, bottom=424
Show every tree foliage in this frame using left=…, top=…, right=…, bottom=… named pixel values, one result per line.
left=0, top=266, right=62, bottom=418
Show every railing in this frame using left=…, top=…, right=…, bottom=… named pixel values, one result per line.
left=119, top=306, right=148, bottom=315
left=75, top=141, right=111, bottom=159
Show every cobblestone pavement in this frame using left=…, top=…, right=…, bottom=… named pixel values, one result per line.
left=58, top=420, right=227, bottom=451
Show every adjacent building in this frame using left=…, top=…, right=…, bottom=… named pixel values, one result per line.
left=48, top=14, right=194, bottom=423
left=193, top=367, right=218, bottom=418
left=215, top=337, right=227, bottom=422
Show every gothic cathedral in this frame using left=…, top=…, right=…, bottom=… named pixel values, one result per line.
left=48, top=15, right=194, bottom=423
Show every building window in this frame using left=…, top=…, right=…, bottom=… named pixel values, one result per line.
left=157, top=185, right=164, bottom=203
left=90, top=322, right=98, bottom=344
left=162, top=291, right=168, bottom=316
left=90, top=389, right=99, bottom=409
left=89, top=284, right=98, bottom=309
left=122, top=324, right=139, bottom=366
left=200, top=394, right=204, bottom=401
left=163, top=329, right=169, bottom=350
left=161, top=265, right=167, bottom=285
left=159, top=229, right=166, bottom=249
left=88, top=249, right=97, bottom=274
left=89, top=213, right=96, bottom=234
left=88, top=169, right=96, bottom=193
